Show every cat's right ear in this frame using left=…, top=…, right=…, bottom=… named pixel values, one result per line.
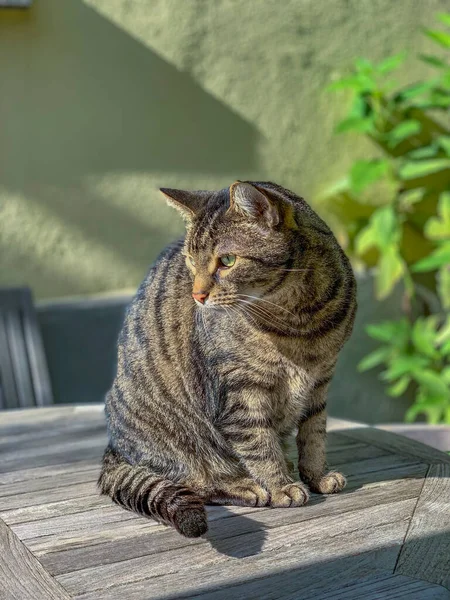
left=160, top=188, right=206, bottom=221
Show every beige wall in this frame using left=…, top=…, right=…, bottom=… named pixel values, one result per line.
left=1, top=0, right=447, bottom=299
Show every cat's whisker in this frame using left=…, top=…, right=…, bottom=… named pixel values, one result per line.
left=233, top=303, right=261, bottom=329
left=238, top=299, right=302, bottom=333
left=274, top=268, right=311, bottom=272
left=235, top=300, right=298, bottom=333
left=236, top=294, right=298, bottom=319
left=236, top=299, right=286, bottom=325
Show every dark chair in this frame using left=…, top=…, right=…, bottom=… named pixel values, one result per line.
left=0, top=287, right=53, bottom=409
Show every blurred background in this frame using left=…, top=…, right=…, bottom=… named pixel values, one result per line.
left=1, top=1, right=449, bottom=442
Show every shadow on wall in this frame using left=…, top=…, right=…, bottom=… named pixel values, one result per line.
left=0, top=0, right=259, bottom=296
left=0, top=0, right=258, bottom=183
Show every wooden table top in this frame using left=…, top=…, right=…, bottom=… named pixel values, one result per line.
left=1, top=405, right=449, bottom=600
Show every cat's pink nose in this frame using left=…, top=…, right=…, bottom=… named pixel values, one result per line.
left=192, top=291, right=209, bottom=304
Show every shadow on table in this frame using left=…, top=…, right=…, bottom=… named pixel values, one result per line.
left=205, top=495, right=328, bottom=559
left=168, top=530, right=450, bottom=599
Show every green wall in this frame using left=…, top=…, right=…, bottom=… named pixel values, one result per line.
left=1, top=0, right=448, bottom=299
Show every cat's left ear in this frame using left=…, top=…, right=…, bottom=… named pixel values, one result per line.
left=229, top=181, right=279, bottom=227
left=160, top=188, right=207, bottom=220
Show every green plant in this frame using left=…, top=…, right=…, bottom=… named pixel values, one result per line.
left=325, top=12, right=450, bottom=423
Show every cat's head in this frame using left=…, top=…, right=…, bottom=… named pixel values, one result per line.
left=160, top=181, right=306, bottom=309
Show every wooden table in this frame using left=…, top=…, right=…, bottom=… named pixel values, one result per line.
left=1, top=405, right=449, bottom=600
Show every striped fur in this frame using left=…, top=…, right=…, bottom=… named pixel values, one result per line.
left=99, top=181, right=357, bottom=536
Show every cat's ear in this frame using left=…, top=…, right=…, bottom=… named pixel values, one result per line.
left=229, top=181, right=279, bottom=227
left=160, top=188, right=207, bottom=220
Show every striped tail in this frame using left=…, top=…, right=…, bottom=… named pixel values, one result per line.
left=98, top=447, right=207, bottom=538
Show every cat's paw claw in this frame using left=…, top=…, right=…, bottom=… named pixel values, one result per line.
left=309, top=471, right=346, bottom=494
left=270, top=482, right=309, bottom=508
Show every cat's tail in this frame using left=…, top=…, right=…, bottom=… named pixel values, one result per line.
left=98, top=446, right=207, bottom=538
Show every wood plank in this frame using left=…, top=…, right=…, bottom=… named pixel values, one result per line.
left=0, top=518, right=70, bottom=600
left=0, top=459, right=99, bottom=485
left=182, top=563, right=450, bottom=600
left=0, top=468, right=100, bottom=498
left=10, top=504, right=141, bottom=540
left=0, top=405, right=101, bottom=433
left=339, top=460, right=429, bottom=490
left=396, top=464, right=450, bottom=589
left=1, top=495, right=108, bottom=526
left=0, top=422, right=105, bottom=452
left=0, top=440, right=104, bottom=473
left=0, top=435, right=105, bottom=464
left=44, top=486, right=420, bottom=579
left=0, top=482, right=99, bottom=512
left=25, top=467, right=428, bottom=558
left=0, top=404, right=103, bottom=423
left=65, top=515, right=411, bottom=600
left=334, top=454, right=426, bottom=491
left=314, top=573, right=450, bottom=600
left=339, top=427, right=450, bottom=464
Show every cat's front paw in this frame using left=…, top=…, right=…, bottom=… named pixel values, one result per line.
left=270, top=482, right=309, bottom=508
left=309, top=471, right=346, bottom=494
left=209, top=478, right=270, bottom=507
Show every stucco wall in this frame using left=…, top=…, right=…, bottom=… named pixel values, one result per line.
left=1, top=0, right=448, bottom=299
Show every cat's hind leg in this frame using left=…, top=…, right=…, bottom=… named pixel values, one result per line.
left=99, top=446, right=208, bottom=538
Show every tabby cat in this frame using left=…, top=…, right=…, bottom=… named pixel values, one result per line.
left=99, top=181, right=357, bottom=538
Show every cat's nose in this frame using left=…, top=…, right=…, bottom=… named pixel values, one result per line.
left=192, top=291, right=209, bottom=305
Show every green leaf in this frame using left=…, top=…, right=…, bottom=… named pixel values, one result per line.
left=372, top=206, right=400, bottom=249
left=411, top=317, right=440, bottom=358
left=405, top=403, right=424, bottom=423
left=354, top=225, right=377, bottom=255
left=412, top=242, right=450, bottom=272
left=399, top=188, right=426, bottom=207
left=424, top=29, right=450, bottom=48
left=350, top=159, right=389, bottom=194
left=425, top=192, right=450, bottom=240
left=445, top=406, right=450, bottom=424
left=358, top=346, right=391, bottom=372
left=335, top=117, right=374, bottom=134
left=406, top=145, right=439, bottom=160
left=440, top=70, right=450, bottom=89
left=394, top=81, right=436, bottom=103
left=354, top=206, right=400, bottom=256
left=438, top=136, right=450, bottom=157
left=414, top=369, right=450, bottom=399
left=441, top=339, right=450, bottom=356
left=327, top=74, right=375, bottom=92
left=437, top=13, right=450, bottom=27
left=348, top=94, right=371, bottom=118
left=382, top=355, right=430, bottom=380
left=415, top=91, right=450, bottom=109
left=365, top=319, right=411, bottom=345
left=442, top=366, right=450, bottom=385
left=376, top=53, right=406, bottom=74
left=405, top=399, right=445, bottom=424
left=376, top=245, right=404, bottom=300
left=436, top=315, right=450, bottom=345
left=385, top=120, right=421, bottom=148
left=419, top=54, right=448, bottom=69
left=387, top=375, right=411, bottom=397
left=438, top=266, right=450, bottom=309
left=398, top=159, right=450, bottom=180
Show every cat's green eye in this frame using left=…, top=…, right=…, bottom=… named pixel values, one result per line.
left=219, top=254, right=236, bottom=268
